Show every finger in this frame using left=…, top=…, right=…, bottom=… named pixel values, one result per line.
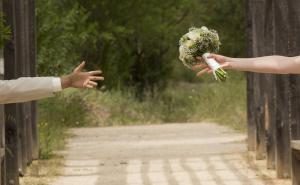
left=207, top=69, right=213, bottom=74
left=192, top=63, right=207, bottom=70
left=196, top=68, right=210, bottom=77
left=86, top=84, right=94, bottom=89
left=83, top=79, right=89, bottom=88
left=89, top=76, right=104, bottom=81
left=88, top=70, right=102, bottom=75
left=220, top=63, right=229, bottom=69
left=74, top=61, right=86, bottom=72
left=207, top=53, right=218, bottom=59
left=88, top=81, right=98, bottom=87
left=196, top=56, right=203, bottom=61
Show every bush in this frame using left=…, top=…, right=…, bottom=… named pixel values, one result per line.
left=38, top=89, right=90, bottom=158
left=82, top=78, right=246, bottom=130
left=0, top=12, right=11, bottom=49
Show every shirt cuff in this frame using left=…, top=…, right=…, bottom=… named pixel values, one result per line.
left=52, top=77, right=62, bottom=92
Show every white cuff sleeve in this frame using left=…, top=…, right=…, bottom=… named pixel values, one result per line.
left=52, top=77, right=62, bottom=92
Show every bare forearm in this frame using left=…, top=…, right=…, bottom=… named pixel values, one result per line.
left=226, top=56, right=300, bottom=74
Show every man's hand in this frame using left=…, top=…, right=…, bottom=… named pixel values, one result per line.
left=61, top=61, right=104, bottom=89
left=193, top=54, right=230, bottom=77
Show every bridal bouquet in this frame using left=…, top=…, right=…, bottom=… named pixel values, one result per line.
left=179, top=26, right=227, bottom=82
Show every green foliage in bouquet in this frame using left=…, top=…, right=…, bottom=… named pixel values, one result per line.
left=179, top=26, right=220, bottom=69
left=0, top=12, right=11, bottom=49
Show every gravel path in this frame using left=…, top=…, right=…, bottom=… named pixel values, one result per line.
left=49, top=123, right=278, bottom=185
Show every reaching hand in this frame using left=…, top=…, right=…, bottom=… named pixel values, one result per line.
left=193, top=54, right=230, bottom=77
left=61, top=61, right=104, bottom=89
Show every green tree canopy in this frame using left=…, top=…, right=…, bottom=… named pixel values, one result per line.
left=37, top=0, right=246, bottom=95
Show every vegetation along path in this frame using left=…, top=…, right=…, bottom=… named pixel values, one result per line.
left=50, top=123, right=286, bottom=185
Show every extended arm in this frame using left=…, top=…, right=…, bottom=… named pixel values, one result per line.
left=227, top=55, right=300, bottom=74
left=194, top=55, right=300, bottom=76
left=0, top=62, right=104, bottom=104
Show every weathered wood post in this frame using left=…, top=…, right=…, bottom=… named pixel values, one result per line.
left=291, top=142, right=300, bottom=185
left=28, top=0, right=38, bottom=160
left=14, top=0, right=28, bottom=175
left=3, top=0, right=22, bottom=183
left=263, top=0, right=276, bottom=170
left=247, top=0, right=267, bottom=160
left=273, top=0, right=296, bottom=178
left=0, top=1, right=6, bottom=184
left=0, top=55, right=5, bottom=185
left=23, top=0, right=33, bottom=165
left=264, top=74, right=276, bottom=170
left=286, top=0, right=300, bottom=183
left=245, top=0, right=255, bottom=152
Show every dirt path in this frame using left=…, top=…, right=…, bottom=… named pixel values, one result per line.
left=49, top=123, right=289, bottom=185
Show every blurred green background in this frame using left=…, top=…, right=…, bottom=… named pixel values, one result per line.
left=34, top=0, right=247, bottom=158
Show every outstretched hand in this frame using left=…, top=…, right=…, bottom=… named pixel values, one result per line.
left=193, top=54, right=230, bottom=77
left=61, top=61, right=104, bottom=89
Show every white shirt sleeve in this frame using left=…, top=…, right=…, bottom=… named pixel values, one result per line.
left=52, top=77, right=62, bottom=92
left=0, top=77, right=63, bottom=104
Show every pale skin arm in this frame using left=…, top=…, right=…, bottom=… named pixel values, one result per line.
left=194, top=54, right=300, bottom=76
left=61, top=61, right=104, bottom=89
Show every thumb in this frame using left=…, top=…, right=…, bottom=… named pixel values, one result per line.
left=74, top=61, right=86, bottom=72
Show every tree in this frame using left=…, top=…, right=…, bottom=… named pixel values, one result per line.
left=0, top=12, right=11, bottom=49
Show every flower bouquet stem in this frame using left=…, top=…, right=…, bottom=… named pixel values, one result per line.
left=202, top=53, right=227, bottom=82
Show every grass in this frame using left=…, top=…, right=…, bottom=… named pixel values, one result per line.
left=37, top=89, right=90, bottom=159
left=83, top=76, right=246, bottom=130
left=20, top=157, right=64, bottom=185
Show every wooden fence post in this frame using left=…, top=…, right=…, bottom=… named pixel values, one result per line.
left=245, top=0, right=255, bottom=152
left=263, top=0, right=276, bottom=170
left=0, top=2, right=6, bottom=185
left=24, top=0, right=33, bottom=165
left=286, top=0, right=300, bottom=183
left=3, top=0, right=22, bottom=183
left=28, top=0, right=38, bottom=160
left=273, top=0, right=295, bottom=178
left=250, top=0, right=268, bottom=160
left=254, top=74, right=266, bottom=160
left=14, top=0, right=27, bottom=175
left=264, top=74, right=276, bottom=169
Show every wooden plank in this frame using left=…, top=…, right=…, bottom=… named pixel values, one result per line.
left=14, top=0, right=28, bottom=174
left=28, top=0, right=38, bottom=160
left=288, top=0, right=300, bottom=140
left=0, top=105, right=4, bottom=185
left=263, top=0, right=276, bottom=170
left=291, top=140, right=300, bottom=151
left=254, top=74, right=266, bottom=160
left=264, top=75, right=277, bottom=169
left=251, top=0, right=267, bottom=160
left=0, top=1, right=6, bottom=184
left=275, top=75, right=291, bottom=178
left=3, top=0, right=21, bottom=183
left=287, top=0, right=300, bottom=183
left=245, top=0, right=255, bottom=152
left=4, top=105, right=19, bottom=185
left=24, top=0, right=33, bottom=165
left=292, top=148, right=300, bottom=185
left=273, top=0, right=298, bottom=178
left=290, top=76, right=300, bottom=140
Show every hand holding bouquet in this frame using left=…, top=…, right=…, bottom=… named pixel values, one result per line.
left=179, top=27, right=227, bottom=82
